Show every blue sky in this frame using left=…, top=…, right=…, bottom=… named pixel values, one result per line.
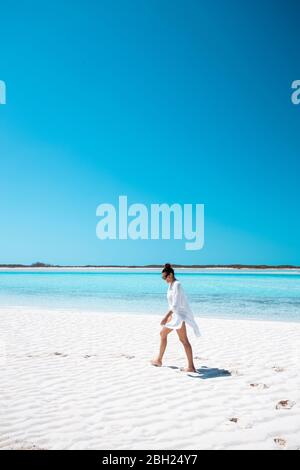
left=0, top=0, right=300, bottom=265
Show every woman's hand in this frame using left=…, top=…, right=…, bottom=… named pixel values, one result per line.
left=160, top=312, right=172, bottom=326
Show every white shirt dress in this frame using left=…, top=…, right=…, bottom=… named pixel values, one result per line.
left=165, top=280, right=201, bottom=337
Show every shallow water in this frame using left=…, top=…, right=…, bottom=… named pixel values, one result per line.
left=0, top=270, right=299, bottom=322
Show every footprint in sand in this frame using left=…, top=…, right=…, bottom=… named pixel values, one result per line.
left=274, top=438, right=287, bottom=449
left=250, top=383, right=270, bottom=390
left=120, top=354, right=135, bottom=359
left=275, top=400, right=296, bottom=410
left=229, top=417, right=239, bottom=423
left=1, top=437, right=47, bottom=450
left=229, top=369, right=242, bottom=376
left=228, top=417, right=253, bottom=429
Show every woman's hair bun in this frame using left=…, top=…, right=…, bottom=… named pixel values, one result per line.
left=162, top=263, right=175, bottom=275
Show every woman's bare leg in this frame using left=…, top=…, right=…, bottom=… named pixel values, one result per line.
left=151, top=326, right=172, bottom=366
left=176, top=322, right=196, bottom=372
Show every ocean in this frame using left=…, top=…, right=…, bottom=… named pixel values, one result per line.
left=0, top=269, right=300, bottom=322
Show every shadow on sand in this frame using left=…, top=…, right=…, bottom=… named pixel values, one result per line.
left=190, top=366, right=232, bottom=379
left=164, top=365, right=232, bottom=379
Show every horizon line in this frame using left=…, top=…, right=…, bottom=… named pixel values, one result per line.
left=1, top=263, right=300, bottom=270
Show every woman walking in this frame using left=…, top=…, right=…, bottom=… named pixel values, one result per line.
left=151, top=263, right=201, bottom=372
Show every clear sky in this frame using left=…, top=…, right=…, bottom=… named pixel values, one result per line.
left=0, top=0, right=300, bottom=265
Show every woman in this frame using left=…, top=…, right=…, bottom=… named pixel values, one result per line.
left=151, top=263, right=201, bottom=372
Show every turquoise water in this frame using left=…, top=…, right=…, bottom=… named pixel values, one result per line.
left=0, top=270, right=300, bottom=322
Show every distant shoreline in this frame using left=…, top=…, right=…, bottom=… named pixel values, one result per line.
left=1, top=263, right=300, bottom=270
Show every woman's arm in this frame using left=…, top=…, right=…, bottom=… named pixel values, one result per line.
left=161, top=282, right=181, bottom=325
left=170, top=282, right=181, bottom=313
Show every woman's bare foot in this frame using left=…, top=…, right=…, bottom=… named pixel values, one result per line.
left=181, top=367, right=197, bottom=373
left=151, top=359, right=162, bottom=367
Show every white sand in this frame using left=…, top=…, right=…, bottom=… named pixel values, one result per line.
left=0, top=307, right=299, bottom=450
